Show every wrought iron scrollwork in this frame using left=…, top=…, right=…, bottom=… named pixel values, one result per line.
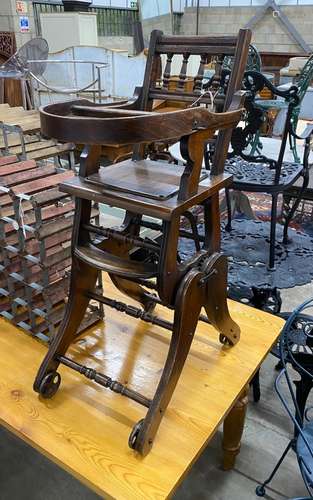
left=223, top=44, right=261, bottom=74
left=243, top=70, right=299, bottom=105
left=227, top=71, right=301, bottom=166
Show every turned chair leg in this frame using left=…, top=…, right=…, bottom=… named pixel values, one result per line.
left=129, top=267, right=203, bottom=456
left=33, top=257, right=99, bottom=397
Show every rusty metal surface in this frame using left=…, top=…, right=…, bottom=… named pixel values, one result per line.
left=0, top=155, right=103, bottom=341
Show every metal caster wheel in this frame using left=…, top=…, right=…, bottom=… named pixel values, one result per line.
left=128, top=419, right=144, bottom=450
left=255, top=485, right=266, bottom=497
left=38, top=372, right=61, bottom=399
left=219, top=334, right=232, bottom=346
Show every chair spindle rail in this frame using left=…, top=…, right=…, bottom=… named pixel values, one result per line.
left=83, top=224, right=160, bottom=252
left=86, top=291, right=174, bottom=331
left=178, top=53, right=190, bottom=89
left=57, top=355, right=151, bottom=408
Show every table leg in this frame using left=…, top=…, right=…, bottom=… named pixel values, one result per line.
left=222, top=384, right=249, bottom=470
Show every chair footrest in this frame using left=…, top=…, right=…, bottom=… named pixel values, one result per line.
left=74, top=243, right=158, bottom=279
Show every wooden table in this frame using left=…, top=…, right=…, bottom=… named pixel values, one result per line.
left=0, top=278, right=284, bottom=499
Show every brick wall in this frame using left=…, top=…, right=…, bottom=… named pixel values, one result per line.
left=142, top=5, right=313, bottom=53
left=142, top=13, right=173, bottom=43
left=98, top=36, right=134, bottom=55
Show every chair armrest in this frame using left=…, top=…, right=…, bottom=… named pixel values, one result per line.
left=40, top=102, right=243, bottom=146
left=244, top=70, right=299, bottom=103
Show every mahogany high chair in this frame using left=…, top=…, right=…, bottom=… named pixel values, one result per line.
left=33, top=30, right=250, bottom=456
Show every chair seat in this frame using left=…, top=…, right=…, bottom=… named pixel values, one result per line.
left=60, top=159, right=233, bottom=220
left=87, top=160, right=193, bottom=201
left=296, top=420, right=313, bottom=488
left=225, top=156, right=303, bottom=191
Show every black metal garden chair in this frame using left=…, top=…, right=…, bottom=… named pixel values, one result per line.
left=256, top=297, right=313, bottom=498
left=251, top=54, right=313, bottom=163
left=223, top=71, right=312, bottom=270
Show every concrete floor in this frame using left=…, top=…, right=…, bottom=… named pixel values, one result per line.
left=1, top=136, right=313, bottom=499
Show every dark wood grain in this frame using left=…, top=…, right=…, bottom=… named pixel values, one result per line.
left=33, top=28, right=252, bottom=456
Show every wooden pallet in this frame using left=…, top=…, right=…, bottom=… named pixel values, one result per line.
left=0, top=104, right=40, bottom=134
left=0, top=104, right=74, bottom=163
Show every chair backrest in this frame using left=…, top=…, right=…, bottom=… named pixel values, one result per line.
left=138, top=29, right=251, bottom=113
left=139, top=29, right=251, bottom=174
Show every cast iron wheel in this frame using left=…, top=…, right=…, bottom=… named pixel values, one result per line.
left=128, top=418, right=145, bottom=450
left=255, top=485, right=266, bottom=497
left=38, top=371, right=61, bottom=399
left=219, top=334, right=233, bottom=346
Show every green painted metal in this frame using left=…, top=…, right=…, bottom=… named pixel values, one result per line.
left=252, top=53, right=313, bottom=162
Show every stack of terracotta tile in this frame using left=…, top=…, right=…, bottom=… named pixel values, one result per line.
left=0, top=155, right=103, bottom=342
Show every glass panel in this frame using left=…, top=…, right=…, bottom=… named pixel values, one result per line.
left=230, top=0, right=252, bottom=5
left=140, top=0, right=163, bottom=18
left=277, top=0, right=298, bottom=4
left=172, top=0, right=184, bottom=10
left=210, top=0, right=230, bottom=5
left=158, top=0, right=171, bottom=15
left=94, top=0, right=112, bottom=5
left=110, top=0, right=127, bottom=6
